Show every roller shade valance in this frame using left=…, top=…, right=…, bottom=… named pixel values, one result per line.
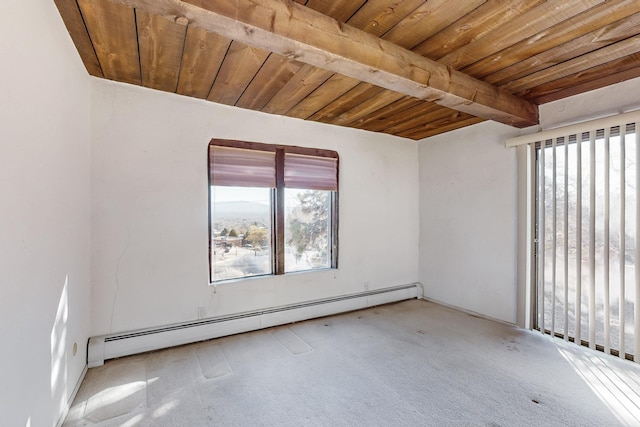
left=210, top=141, right=339, bottom=191
left=284, top=153, right=338, bottom=191
left=210, top=146, right=276, bottom=188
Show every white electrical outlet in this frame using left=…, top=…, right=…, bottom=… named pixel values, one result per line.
left=198, top=307, right=207, bottom=319
left=364, top=281, right=370, bottom=291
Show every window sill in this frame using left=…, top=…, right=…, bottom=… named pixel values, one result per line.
left=209, top=267, right=338, bottom=286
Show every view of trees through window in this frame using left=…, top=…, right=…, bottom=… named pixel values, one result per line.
left=537, top=127, right=637, bottom=357
left=211, top=186, right=331, bottom=281
left=285, top=189, right=331, bottom=273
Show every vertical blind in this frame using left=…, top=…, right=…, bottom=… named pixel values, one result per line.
left=509, top=111, right=640, bottom=362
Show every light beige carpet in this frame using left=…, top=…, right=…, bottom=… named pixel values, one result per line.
left=64, top=299, right=640, bottom=426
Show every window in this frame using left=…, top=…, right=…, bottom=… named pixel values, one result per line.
left=531, top=119, right=639, bottom=360
left=509, top=111, right=640, bottom=360
left=208, top=139, right=338, bottom=282
left=508, top=111, right=640, bottom=362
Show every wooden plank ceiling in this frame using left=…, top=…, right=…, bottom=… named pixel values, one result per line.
left=55, top=0, right=640, bottom=140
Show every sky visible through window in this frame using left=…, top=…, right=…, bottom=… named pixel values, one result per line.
left=211, top=186, right=306, bottom=205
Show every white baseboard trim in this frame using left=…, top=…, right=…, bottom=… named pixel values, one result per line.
left=89, top=282, right=423, bottom=367
left=421, top=296, right=516, bottom=327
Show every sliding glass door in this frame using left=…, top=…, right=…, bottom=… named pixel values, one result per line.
left=535, top=123, right=638, bottom=360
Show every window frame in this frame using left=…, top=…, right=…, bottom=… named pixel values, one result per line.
left=531, top=124, right=638, bottom=359
left=208, top=139, right=339, bottom=283
left=510, top=110, right=640, bottom=359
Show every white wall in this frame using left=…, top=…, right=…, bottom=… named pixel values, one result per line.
left=418, top=121, right=520, bottom=322
left=418, top=76, right=640, bottom=324
left=539, top=76, right=640, bottom=130
left=4, top=2, right=635, bottom=420
left=90, top=79, right=419, bottom=335
left=0, top=1, right=91, bottom=426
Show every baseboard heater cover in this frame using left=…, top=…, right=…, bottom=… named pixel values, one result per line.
left=88, top=282, right=422, bottom=367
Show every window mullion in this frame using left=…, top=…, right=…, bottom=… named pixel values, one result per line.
left=209, top=139, right=339, bottom=281
left=331, top=191, right=339, bottom=269
left=275, top=148, right=285, bottom=275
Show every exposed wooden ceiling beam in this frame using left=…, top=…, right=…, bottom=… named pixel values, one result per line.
left=105, top=0, right=539, bottom=127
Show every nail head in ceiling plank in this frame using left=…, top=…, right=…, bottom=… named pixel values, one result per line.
left=382, top=0, right=485, bottom=49
left=518, top=53, right=640, bottom=104
left=105, top=0, right=539, bottom=128
left=310, top=83, right=385, bottom=123
left=353, top=96, right=423, bottom=132
left=206, top=41, right=271, bottom=106
left=465, top=0, right=640, bottom=82
left=483, top=9, right=640, bottom=87
left=346, top=0, right=427, bottom=39
left=437, top=0, right=606, bottom=70
left=304, top=0, right=367, bottom=23
left=236, top=54, right=303, bottom=110
left=367, top=100, right=441, bottom=134
left=262, top=65, right=334, bottom=115
left=414, top=0, right=546, bottom=61
left=332, top=90, right=406, bottom=127
left=403, top=116, right=486, bottom=140
left=383, top=103, right=457, bottom=135
left=137, top=11, right=187, bottom=92
left=54, top=0, right=105, bottom=77
left=286, top=74, right=361, bottom=119
left=261, top=0, right=420, bottom=120
left=78, top=0, right=141, bottom=85
left=176, top=27, right=232, bottom=98
left=502, top=35, right=640, bottom=95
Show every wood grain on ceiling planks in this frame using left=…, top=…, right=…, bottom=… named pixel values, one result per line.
left=55, top=0, right=640, bottom=140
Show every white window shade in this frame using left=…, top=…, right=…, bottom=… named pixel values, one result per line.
left=284, top=153, right=338, bottom=191
left=210, top=146, right=276, bottom=188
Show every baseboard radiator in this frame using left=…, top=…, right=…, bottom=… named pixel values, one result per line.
left=88, top=282, right=423, bottom=367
